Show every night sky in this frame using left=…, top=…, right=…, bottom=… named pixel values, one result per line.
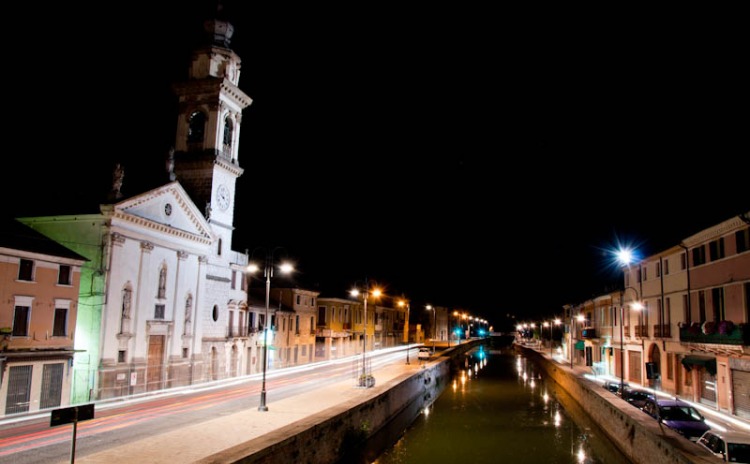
left=6, top=2, right=747, bottom=329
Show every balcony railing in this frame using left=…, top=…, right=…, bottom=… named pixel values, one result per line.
left=227, top=327, right=249, bottom=338
left=634, top=325, right=648, bottom=338
left=679, top=324, right=748, bottom=345
left=652, top=324, right=671, bottom=338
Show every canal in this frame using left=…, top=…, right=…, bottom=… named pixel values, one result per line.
left=368, top=344, right=632, bottom=464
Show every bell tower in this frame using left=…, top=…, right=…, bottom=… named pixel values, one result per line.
left=172, top=13, right=252, bottom=240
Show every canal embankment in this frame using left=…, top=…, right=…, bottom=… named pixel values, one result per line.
left=517, top=345, right=717, bottom=464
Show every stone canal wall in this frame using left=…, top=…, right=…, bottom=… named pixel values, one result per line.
left=199, top=358, right=451, bottom=464
left=519, top=346, right=717, bottom=464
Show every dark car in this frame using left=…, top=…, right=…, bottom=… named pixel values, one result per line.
left=603, top=380, right=629, bottom=396
left=623, top=389, right=653, bottom=409
left=641, top=397, right=710, bottom=441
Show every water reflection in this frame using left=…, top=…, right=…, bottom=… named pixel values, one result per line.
left=373, top=346, right=631, bottom=464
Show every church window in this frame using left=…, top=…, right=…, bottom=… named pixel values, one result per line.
left=223, top=116, right=233, bottom=147
left=187, top=111, right=206, bottom=144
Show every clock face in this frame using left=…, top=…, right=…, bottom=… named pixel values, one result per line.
left=216, top=184, right=231, bottom=211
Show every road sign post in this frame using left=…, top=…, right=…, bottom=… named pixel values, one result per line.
left=51, top=404, right=95, bottom=464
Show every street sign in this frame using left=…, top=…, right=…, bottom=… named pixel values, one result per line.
left=51, top=404, right=95, bottom=427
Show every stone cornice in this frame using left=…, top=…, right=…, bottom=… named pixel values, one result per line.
left=214, top=156, right=244, bottom=177
left=682, top=213, right=749, bottom=247
left=117, top=184, right=212, bottom=240
left=113, top=211, right=212, bottom=246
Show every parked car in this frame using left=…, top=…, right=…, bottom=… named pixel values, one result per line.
left=418, top=347, right=432, bottom=360
left=602, top=380, right=629, bottom=396
left=622, top=389, right=653, bottom=409
left=641, top=397, right=710, bottom=441
left=696, top=430, right=750, bottom=463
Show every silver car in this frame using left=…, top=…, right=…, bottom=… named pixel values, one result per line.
left=696, top=430, right=750, bottom=463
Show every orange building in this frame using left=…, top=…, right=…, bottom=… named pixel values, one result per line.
left=0, top=219, right=87, bottom=416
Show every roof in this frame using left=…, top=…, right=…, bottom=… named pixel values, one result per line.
left=701, top=430, right=750, bottom=443
left=0, top=218, right=88, bottom=262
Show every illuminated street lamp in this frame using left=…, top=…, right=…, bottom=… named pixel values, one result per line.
left=615, top=247, right=644, bottom=395
left=350, top=281, right=381, bottom=387
left=425, top=305, right=437, bottom=352
left=398, top=300, right=410, bottom=364
left=247, top=248, right=293, bottom=411
left=453, top=310, right=460, bottom=343
left=544, top=319, right=562, bottom=358
left=570, top=313, right=585, bottom=369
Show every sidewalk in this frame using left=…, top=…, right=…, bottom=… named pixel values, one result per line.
left=62, top=359, right=425, bottom=464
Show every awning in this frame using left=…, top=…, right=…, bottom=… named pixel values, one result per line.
left=575, top=341, right=585, bottom=350
left=681, top=355, right=717, bottom=376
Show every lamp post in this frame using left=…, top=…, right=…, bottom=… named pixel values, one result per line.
left=615, top=247, right=643, bottom=395
left=247, top=248, right=293, bottom=412
left=570, top=313, right=584, bottom=369
left=453, top=311, right=460, bottom=344
left=425, top=305, right=437, bottom=352
left=544, top=319, right=561, bottom=358
left=351, top=281, right=381, bottom=387
left=398, top=300, right=410, bottom=364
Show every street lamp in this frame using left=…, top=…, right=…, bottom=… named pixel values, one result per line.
left=452, top=310, right=460, bottom=344
left=616, top=247, right=643, bottom=396
left=544, top=319, right=561, bottom=358
left=398, top=300, right=410, bottom=364
left=617, top=288, right=643, bottom=394
left=570, top=313, right=584, bottom=369
left=425, top=305, right=437, bottom=353
left=247, top=248, right=293, bottom=412
left=350, top=281, right=381, bottom=387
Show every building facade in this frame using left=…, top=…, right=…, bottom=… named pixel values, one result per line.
left=18, top=16, right=256, bottom=403
left=0, top=219, right=87, bottom=415
left=564, top=211, right=750, bottom=421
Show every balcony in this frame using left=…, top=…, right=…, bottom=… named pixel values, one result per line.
left=634, top=325, right=648, bottom=338
left=580, top=327, right=597, bottom=339
left=679, top=323, right=748, bottom=346
left=652, top=324, right=671, bottom=338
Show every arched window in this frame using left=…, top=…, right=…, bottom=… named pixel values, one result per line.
left=223, top=116, right=233, bottom=147
left=187, top=111, right=206, bottom=144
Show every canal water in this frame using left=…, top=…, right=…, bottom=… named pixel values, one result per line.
left=370, top=344, right=632, bottom=464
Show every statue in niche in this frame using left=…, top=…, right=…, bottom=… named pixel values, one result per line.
left=122, top=288, right=132, bottom=319
left=166, top=147, right=176, bottom=181
left=185, top=295, right=193, bottom=324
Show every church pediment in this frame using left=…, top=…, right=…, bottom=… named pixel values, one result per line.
left=113, top=182, right=213, bottom=242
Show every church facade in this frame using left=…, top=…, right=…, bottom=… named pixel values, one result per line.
left=19, top=17, right=263, bottom=402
